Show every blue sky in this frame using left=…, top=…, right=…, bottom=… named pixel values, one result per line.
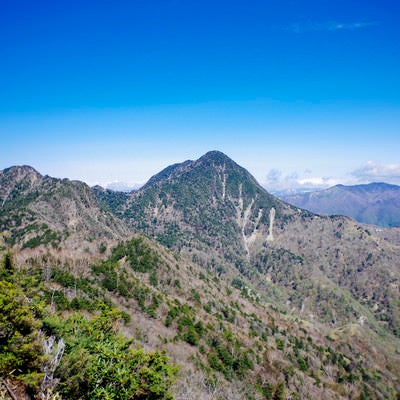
left=1, top=0, right=399, bottom=192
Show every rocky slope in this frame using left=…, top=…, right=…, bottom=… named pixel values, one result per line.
left=2, top=154, right=400, bottom=398
left=118, top=151, right=295, bottom=265
left=3, top=233, right=400, bottom=399
left=0, top=165, right=132, bottom=258
left=97, top=151, right=400, bottom=340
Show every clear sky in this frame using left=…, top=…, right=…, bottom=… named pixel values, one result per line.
left=1, top=0, right=400, bottom=193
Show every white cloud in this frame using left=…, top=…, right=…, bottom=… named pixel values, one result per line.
left=286, top=20, right=379, bottom=34
left=104, top=181, right=144, bottom=192
left=351, top=161, right=400, bottom=183
left=264, top=169, right=339, bottom=195
left=328, top=21, right=379, bottom=31
left=263, top=161, right=400, bottom=196
left=298, top=177, right=340, bottom=187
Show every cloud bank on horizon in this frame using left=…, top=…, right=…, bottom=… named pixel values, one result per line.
left=264, top=161, right=400, bottom=194
left=351, top=161, right=400, bottom=183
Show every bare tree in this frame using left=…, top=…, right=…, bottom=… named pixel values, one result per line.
left=37, top=335, right=65, bottom=400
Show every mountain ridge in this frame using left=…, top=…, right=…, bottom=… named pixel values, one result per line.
left=121, top=150, right=291, bottom=266
left=2, top=152, right=400, bottom=398
left=90, top=152, right=400, bottom=340
left=0, top=165, right=132, bottom=257
left=281, top=182, right=400, bottom=227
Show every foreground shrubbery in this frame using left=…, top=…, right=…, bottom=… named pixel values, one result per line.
left=0, top=252, right=178, bottom=399
left=44, top=309, right=178, bottom=400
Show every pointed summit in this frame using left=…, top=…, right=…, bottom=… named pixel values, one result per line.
left=143, top=150, right=262, bottom=193
left=197, top=150, right=235, bottom=165
left=143, top=151, right=236, bottom=189
left=123, top=151, right=293, bottom=267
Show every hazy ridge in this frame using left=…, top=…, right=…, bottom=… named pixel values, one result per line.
left=280, top=182, right=400, bottom=227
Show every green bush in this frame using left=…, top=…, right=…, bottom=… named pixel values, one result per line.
left=183, top=327, right=199, bottom=345
left=276, top=338, right=285, bottom=350
left=165, top=306, right=180, bottom=327
left=45, top=309, right=178, bottom=399
left=110, top=237, right=161, bottom=273
left=51, top=290, right=70, bottom=310
left=0, top=274, right=44, bottom=388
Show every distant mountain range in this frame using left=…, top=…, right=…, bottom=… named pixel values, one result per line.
left=280, top=182, right=400, bottom=227
left=1, top=152, right=400, bottom=399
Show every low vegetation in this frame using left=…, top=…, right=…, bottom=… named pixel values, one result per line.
left=1, top=155, right=400, bottom=399
left=0, top=251, right=178, bottom=399
left=2, top=234, right=399, bottom=399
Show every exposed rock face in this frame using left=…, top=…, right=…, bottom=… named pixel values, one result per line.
left=0, top=166, right=132, bottom=257
left=267, top=207, right=275, bottom=242
left=119, top=151, right=290, bottom=267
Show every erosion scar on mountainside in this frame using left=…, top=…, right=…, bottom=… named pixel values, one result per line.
left=267, top=207, right=275, bottom=242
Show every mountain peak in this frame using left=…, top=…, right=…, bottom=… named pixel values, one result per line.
left=0, top=165, right=43, bottom=202
left=124, top=151, right=289, bottom=265
left=143, top=151, right=234, bottom=189
left=196, top=150, right=242, bottom=169
left=2, top=165, right=42, bottom=179
left=198, top=150, right=232, bottom=163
